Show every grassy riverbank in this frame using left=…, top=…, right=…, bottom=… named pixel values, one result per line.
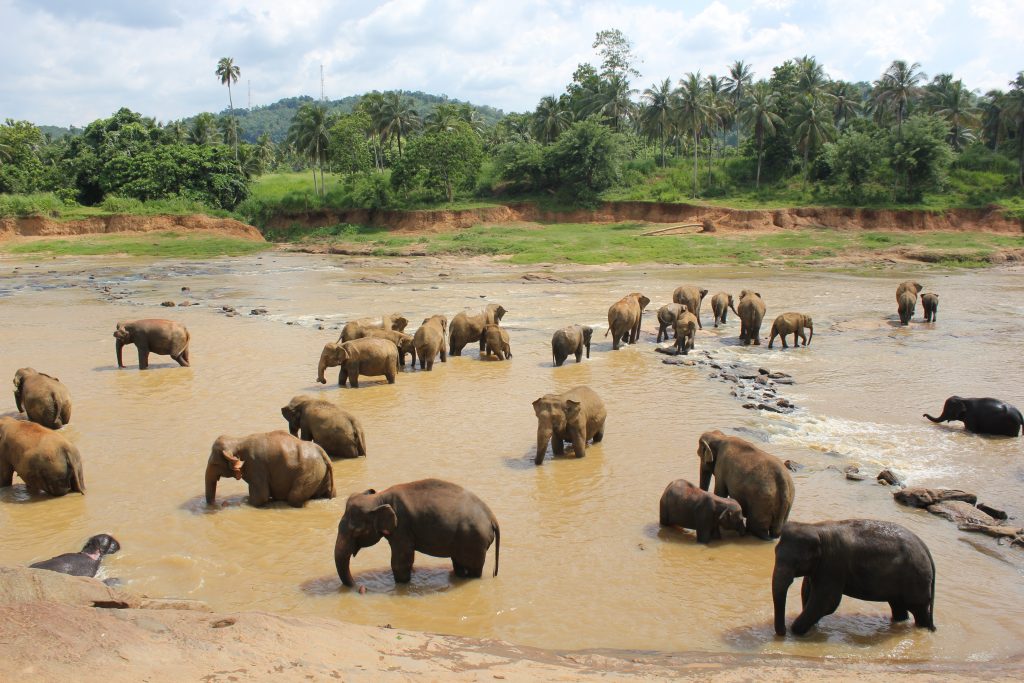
left=1, top=231, right=272, bottom=258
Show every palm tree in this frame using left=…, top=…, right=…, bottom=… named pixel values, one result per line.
left=872, top=60, right=926, bottom=139
left=455, top=103, right=486, bottom=137
left=288, top=102, right=331, bottom=196
left=582, top=73, right=637, bottom=132
left=740, top=82, right=784, bottom=190
left=380, top=91, right=421, bottom=157
left=218, top=116, right=241, bottom=151
left=255, top=132, right=276, bottom=171
left=533, top=95, right=572, bottom=143
left=188, top=113, right=221, bottom=146
left=676, top=72, right=710, bottom=197
left=723, top=60, right=754, bottom=147
left=357, top=91, right=388, bottom=170
left=164, top=121, right=188, bottom=143
left=795, top=55, right=829, bottom=103
left=829, top=82, right=861, bottom=129
left=926, top=76, right=979, bottom=150
left=704, top=74, right=733, bottom=184
left=792, top=96, right=833, bottom=190
left=424, top=103, right=461, bottom=134
left=640, top=79, right=675, bottom=166
left=1001, top=72, right=1024, bottom=187
left=215, top=57, right=241, bottom=158
left=980, top=89, right=1005, bottom=150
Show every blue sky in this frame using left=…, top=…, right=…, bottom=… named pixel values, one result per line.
left=1, top=0, right=1020, bottom=126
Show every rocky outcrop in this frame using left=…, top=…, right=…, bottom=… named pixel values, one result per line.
left=0, top=214, right=265, bottom=241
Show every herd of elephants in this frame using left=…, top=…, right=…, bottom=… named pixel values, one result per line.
left=4, top=277, right=1024, bottom=641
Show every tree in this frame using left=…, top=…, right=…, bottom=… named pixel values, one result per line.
left=741, top=82, right=784, bottom=189
left=533, top=95, right=572, bottom=143
left=872, top=60, right=925, bottom=139
left=581, top=73, right=636, bottom=132
left=791, top=96, right=834, bottom=190
left=1001, top=72, right=1024, bottom=187
left=676, top=72, right=709, bottom=197
left=215, top=57, right=241, bottom=158
left=889, top=114, right=954, bottom=200
left=287, top=103, right=332, bottom=196
left=0, top=119, right=46, bottom=193
left=829, top=82, right=862, bottom=129
left=592, top=29, right=640, bottom=80
left=391, top=122, right=483, bottom=202
left=703, top=74, right=732, bottom=184
left=823, top=128, right=885, bottom=198
left=546, top=118, right=623, bottom=200
left=795, top=55, right=830, bottom=104
left=379, top=91, right=421, bottom=157
left=925, top=75, right=979, bottom=150
left=188, top=113, right=221, bottom=146
left=424, top=103, right=461, bottom=134
left=723, top=60, right=754, bottom=147
left=328, top=112, right=374, bottom=175
left=218, top=116, right=241, bottom=151
left=640, top=78, right=675, bottom=166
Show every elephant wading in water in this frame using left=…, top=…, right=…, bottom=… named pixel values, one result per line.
left=551, top=325, right=593, bottom=366
left=922, top=293, right=939, bottom=322
left=659, top=479, right=745, bottom=544
left=204, top=431, right=334, bottom=507
left=656, top=303, right=688, bottom=343
left=898, top=291, right=917, bottom=325
left=30, top=534, right=120, bottom=577
left=339, top=314, right=409, bottom=343
left=673, top=310, right=698, bottom=355
left=772, top=519, right=936, bottom=636
left=924, top=396, right=1024, bottom=437
left=413, top=315, right=448, bottom=370
left=532, top=386, right=606, bottom=465
left=343, top=327, right=416, bottom=367
left=481, top=324, right=512, bottom=360
left=449, top=304, right=506, bottom=356
left=281, top=395, right=367, bottom=459
left=606, top=292, right=650, bottom=350
left=317, top=338, right=398, bottom=387
left=737, top=290, right=766, bottom=345
left=13, top=368, right=72, bottom=429
left=673, top=285, right=708, bottom=329
left=0, top=417, right=85, bottom=497
left=710, top=292, right=736, bottom=327
left=768, top=313, right=813, bottom=349
left=334, top=479, right=500, bottom=587
left=896, top=281, right=923, bottom=302
left=697, top=430, right=794, bottom=539
left=114, top=319, right=191, bottom=369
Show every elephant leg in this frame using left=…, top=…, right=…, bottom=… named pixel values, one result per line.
left=551, top=431, right=565, bottom=456
left=800, top=577, right=812, bottom=607
left=338, top=367, right=345, bottom=386
left=890, top=601, right=910, bottom=623
left=348, top=366, right=360, bottom=388
left=299, top=426, right=313, bottom=441
left=136, top=342, right=150, bottom=369
left=0, top=460, right=13, bottom=487
left=571, top=433, right=587, bottom=458
left=791, top=583, right=842, bottom=636
left=440, top=343, right=447, bottom=363
left=287, top=488, right=309, bottom=508
left=781, top=334, right=789, bottom=349
left=390, top=543, right=415, bottom=584
left=386, top=366, right=396, bottom=384
left=575, top=349, right=583, bottom=363
left=248, top=481, right=271, bottom=507
left=591, top=427, right=604, bottom=443
left=908, top=601, right=934, bottom=629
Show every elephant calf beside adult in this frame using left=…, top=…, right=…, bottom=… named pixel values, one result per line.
left=710, top=292, right=736, bottom=327
left=0, top=417, right=85, bottom=497
left=317, top=337, right=399, bottom=387
left=114, top=319, right=191, bottom=369
left=673, top=310, right=698, bottom=355
left=659, top=479, right=745, bottom=544
left=481, top=324, right=512, bottom=360
left=606, top=292, right=650, bottom=350
left=533, top=386, right=606, bottom=465
left=13, top=368, right=71, bottom=429
left=449, top=304, right=507, bottom=356
left=924, top=396, right=1023, bottom=437
left=737, top=290, right=766, bottom=345
left=656, top=303, right=687, bottom=343
left=281, top=395, right=367, bottom=459
left=922, top=293, right=939, bottom=322
left=551, top=325, right=593, bottom=366
left=414, top=315, right=448, bottom=370
left=672, top=285, right=708, bottom=329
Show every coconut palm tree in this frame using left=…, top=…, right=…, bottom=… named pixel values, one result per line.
left=829, top=82, right=862, bottom=129
left=379, top=91, right=421, bottom=157
left=218, top=116, right=241, bottom=151
left=640, top=78, right=676, bottom=166
left=188, top=113, right=221, bottom=146
left=704, top=74, right=733, bottom=184
left=980, top=89, right=1005, bottom=150
left=872, top=60, right=926, bottom=139
left=676, top=72, right=710, bottom=197
left=792, top=95, right=833, bottom=190
left=357, top=91, right=388, bottom=170
left=424, top=103, right=461, bottom=134
left=582, top=73, right=637, bottom=132
left=288, top=102, right=331, bottom=196
left=533, top=95, right=572, bottom=144
left=723, top=60, right=754, bottom=147
left=740, top=82, right=784, bottom=190
left=795, top=55, right=830, bottom=104
left=926, top=76, right=979, bottom=150
left=1001, top=72, right=1024, bottom=187
left=215, top=57, right=241, bottom=158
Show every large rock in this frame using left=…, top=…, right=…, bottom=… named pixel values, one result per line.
left=927, top=501, right=997, bottom=526
left=0, top=566, right=138, bottom=608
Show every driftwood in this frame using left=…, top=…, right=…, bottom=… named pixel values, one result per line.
left=639, top=223, right=703, bottom=236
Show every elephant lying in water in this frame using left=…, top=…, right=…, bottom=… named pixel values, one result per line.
left=281, top=395, right=367, bottom=459
left=13, top=368, right=72, bottom=429
left=0, top=417, right=85, bottom=497
left=30, top=534, right=120, bottom=577
left=114, top=319, right=191, bottom=369
left=924, top=396, right=1023, bottom=437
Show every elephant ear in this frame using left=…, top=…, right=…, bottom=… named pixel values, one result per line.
left=532, top=398, right=545, bottom=416
left=223, top=450, right=244, bottom=479
left=361, top=488, right=377, bottom=495
left=565, top=399, right=581, bottom=419
left=372, top=504, right=397, bottom=536
left=639, top=295, right=651, bottom=308
left=698, top=439, right=715, bottom=466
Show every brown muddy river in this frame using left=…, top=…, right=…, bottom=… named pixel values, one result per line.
left=1, top=252, right=1022, bottom=663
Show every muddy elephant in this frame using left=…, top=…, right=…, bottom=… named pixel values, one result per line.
left=343, top=327, right=416, bottom=367
left=30, top=534, right=120, bottom=577
left=281, top=395, right=367, bottom=459
left=481, top=324, right=511, bottom=360
left=656, top=303, right=688, bottom=343
left=204, top=430, right=335, bottom=507
left=768, top=313, right=813, bottom=349
left=449, top=304, right=506, bottom=356
left=895, top=281, right=923, bottom=303
left=697, top=430, right=794, bottom=539
left=672, top=285, right=709, bottom=329
left=737, top=290, right=766, bottom=345
left=334, top=478, right=500, bottom=587
left=551, top=325, right=593, bottom=366
left=532, top=386, right=606, bottom=465
left=772, top=519, right=936, bottom=636
left=606, top=292, right=650, bottom=350
left=13, top=368, right=71, bottom=429
left=659, top=479, right=745, bottom=544
left=673, top=310, right=698, bottom=355
left=339, top=314, right=409, bottom=343
left=0, top=417, right=85, bottom=497
left=114, top=319, right=191, bottom=369
left=924, top=396, right=1023, bottom=437
left=898, top=290, right=917, bottom=325
left=922, top=293, right=939, bottom=322
left=413, top=315, right=448, bottom=370
left=317, top=338, right=398, bottom=387
left=710, top=292, right=736, bottom=327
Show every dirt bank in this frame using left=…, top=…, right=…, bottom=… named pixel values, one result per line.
left=266, top=202, right=1024, bottom=235
left=1, top=567, right=1016, bottom=682
left=0, top=214, right=265, bottom=241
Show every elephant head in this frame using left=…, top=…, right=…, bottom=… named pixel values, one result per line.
left=771, top=522, right=822, bottom=635
left=113, top=322, right=134, bottom=367
left=317, top=343, right=349, bottom=384
left=386, top=314, right=410, bottom=332
left=82, top=534, right=121, bottom=558
left=718, top=503, right=746, bottom=535
left=204, top=437, right=245, bottom=505
left=727, top=295, right=737, bottom=315
left=633, top=293, right=651, bottom=311
left=803, top=316, right=814, bottom=345
left=334, top=489, right=397, bottom=587
left=12, top=367, right=33, bottom=412
left=581, top=326, right=593, bottom=358
left=485, top=304, right=508, bottom=325
left=533, top=396, right=578, bottom=460
left=697, top=430, right=726, bottom=491
left=281, top=396, right=309, bottom=436
left=924, top=396, right=967, bottom=424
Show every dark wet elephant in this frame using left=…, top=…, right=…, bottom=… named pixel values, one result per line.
left=551, top=325, right=593, bottom=366
left=30, top=534, right=120, bottom=577
left=924, top=396, right=1023, bottom=437
left=114, top=319, right=191, bottom=369
left=659, top=479, right=745, bottom=544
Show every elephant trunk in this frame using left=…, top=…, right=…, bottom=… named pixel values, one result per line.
left=536, top=426, right=552, bottom=464
left=806, top=322, right=813, bottom=346
left=699, top=465, right=712, bottom=492
left=116, top=339, right=125, bottom=368
left=584, top=340, right=591, bottom=359
left=316, top=353, right=330, bottom=384
left=204, top=465, right=220, bottom=505
left=334, top=535, right=356, bottom=587
left=923, top=410, right=945, bottom=423
left=772, top=566, right=794, bottom=636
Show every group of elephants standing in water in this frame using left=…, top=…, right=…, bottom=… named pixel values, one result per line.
left=5, top=274, right=1022, bottom=639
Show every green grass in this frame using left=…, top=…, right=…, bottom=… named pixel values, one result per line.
left=2, top=231, right=272, bottom=258
left=0, top=192, right=231, bottom=221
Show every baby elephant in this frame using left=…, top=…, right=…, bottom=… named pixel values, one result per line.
left=481, top=324, right=512, bottom=360
left=768, top=313, right=813, bottom=349
left=30, top=534, right=120, bottom=577
left=281, top=395, right=367, bottom=459
left=922, top=293, right=939, bottom=322
left=710, top=292, right=736, bottom=327
left=656, top=303, right=687, bottom=343
left=659, top=479, right=745, bottom=543
left=114, top=319, right=191, bottom=369
left=13, top=368, right=72, bottom=429
left=673, top=310, right=698, bottom=355
left=532, top=386, right=606, bottom=465
left=551, top=325, right=593, bottom=366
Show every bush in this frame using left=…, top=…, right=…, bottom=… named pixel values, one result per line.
left=100, top=195, right=144, bottom=213
left=0, top=192, right=66, bottom=217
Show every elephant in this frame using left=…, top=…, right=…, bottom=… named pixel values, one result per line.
left=672, top=285, right=709, bottom=329
left=551, top=325, right=593, bottom=366
left=334, top=478, right=500, bottom=587
left=924, top=396, right=1023, bottom=437
left=204, top=430, right=335, bottom=507
left=605, top=292, right=650, bottom=350
left=895, top=281, right=923, bottom=303
left=481, top=324, right=512, bottom=360
left=13, top=368, right=71, bottom=429
left=697, top=430, right=794, bottom=539
left=710, top=292, right=736, bottom=327
left=0, top=417, right=85, bottom=497
left=343, top=327, right=416, bottom=367
left=449, top=304, right=507, bottom=356
left=532, top=386, right=606, bottom=465
left=114, top=319, right=190, bottom=369
left=339, top=314, right=409, bottom=343
left=656, top=303, right=688, bottom=343
left=281, top=395, right=367, bottom=459
left=922, top=293, right=939, bottom=322
left=30, top=534, right=120, bottom=577
left=413, top=315, right=448, bottom=370
left=772, top=519, right=936, bottom=636
left=317, top=337, right=399, bottom=387
left=898, top=290, right=917, bottom=325
left=768, top=313, right=813, bottom=349
left=659, top=479, right=745, bottom=544
left=737, top=290, right=766, bottom=345
left=673, top=310, right=698, bottom=355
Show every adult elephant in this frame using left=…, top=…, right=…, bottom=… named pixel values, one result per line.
left=413, top=315, right=448, bottom=370
left=13, top=368, right=72, bottom=429
left=551, top=325, right=593, bottom=366
left=772, top=520, right=936, bottom=636
left=895, top=281, right=923, bottom=303
left=532, top=386, right=606, bottom=465
left=281, top=395, right=367, bottom=459
left=0, top=417, right=85, bottom=497
left=924, top=396, right=1023, bottom=437
left=659, top=479, right=745, bottom=544
left=481, top=324, right=511, bottom=360
left=672, top=286, right=708, bottom=329
left=898, top=290, right=917, bottom=325
left=334, top=478, right=499, bottom=587
left=710, top=292, right=736, bottom=327
left=656, top=303, right=687, bottom=343
left=737, top=290, right=766, bottom=345
left=449, top=304, right=506, bottom=356
left=114, top=319, right=191, bottom=369
left=204, top=430, right=334, bottom=507
left=317, top=338, right=398, bottom=387
left=922, top=293, right=939, bottom=323
left=343, top=327, right=416, bottom=367
left=673, top=310, right=698, bottom=355
left=697, top=430, right=794, bottom=539
left=605, top=292, right=650, bottom=350
left=339, top=314, right=408, bottom=343
left=768, top=313, right=813, bottom=349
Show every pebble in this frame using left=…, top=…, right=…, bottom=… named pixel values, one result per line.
left=250, top=308, right=268, bottom=315
left=160, top=301, right=175, bottom=307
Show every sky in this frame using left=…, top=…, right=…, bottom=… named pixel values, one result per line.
left=1, top=0, right=1021, bottom=127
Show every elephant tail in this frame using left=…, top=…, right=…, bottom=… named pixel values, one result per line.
left=926, top=547, right=937, bottom=631
left=50, top=394, right=63, bottom=429
left=355, top=426, right=368, bottom=458
left=318, top=450, right=336, bottom=498
left=603, top=327, right=610, bottom=338
left=66, top=448, right=85, bottom=494
left=492, top=521, right=500, bottom=577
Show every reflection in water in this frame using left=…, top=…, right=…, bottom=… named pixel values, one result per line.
left=1, top=254, right=1023, bottom=663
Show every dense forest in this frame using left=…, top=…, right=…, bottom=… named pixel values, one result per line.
left=1, top=30, right=1021, bottom=220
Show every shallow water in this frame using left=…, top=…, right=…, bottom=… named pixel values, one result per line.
left=1, top=253, right=1022, bottom=662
